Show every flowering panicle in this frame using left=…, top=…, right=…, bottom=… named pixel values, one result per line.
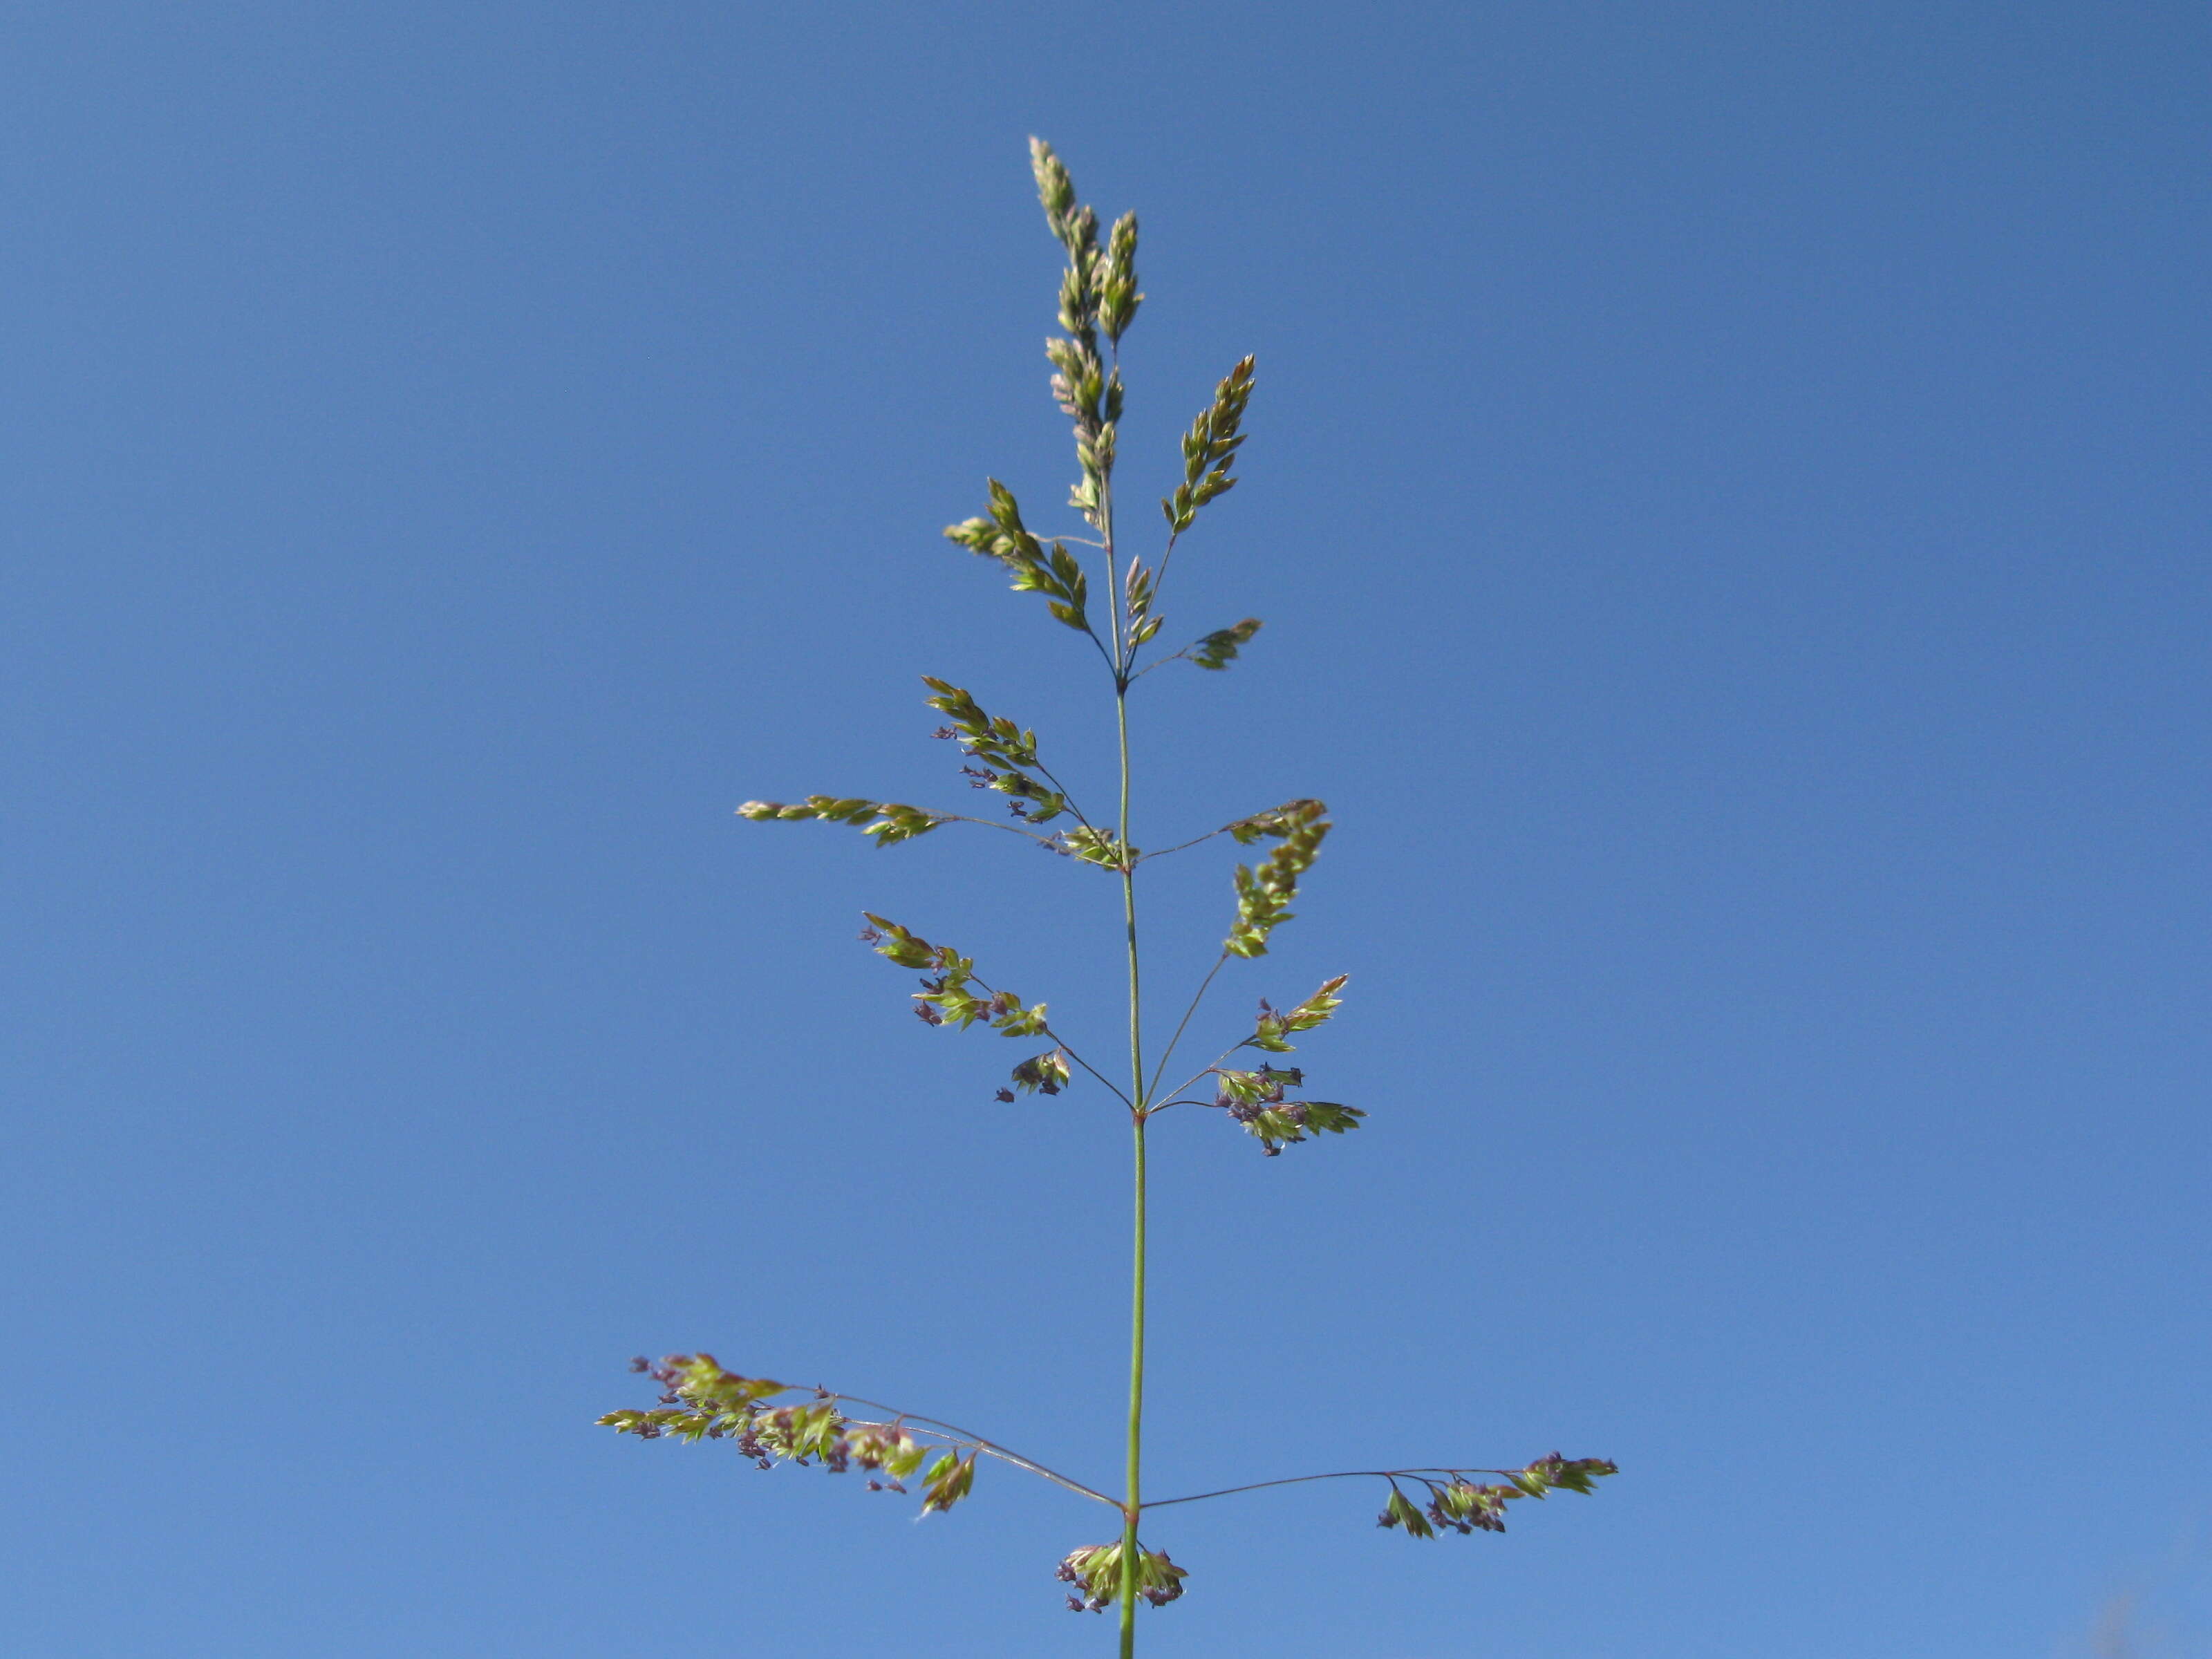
left=598, top=1356, right=985, bottom=1517
left=1058, top=1541, right=1188, bottom=1612
left=615, top=137, right=1618, bottom=1639
left=1376, top=1455, right=1621, bottom=1539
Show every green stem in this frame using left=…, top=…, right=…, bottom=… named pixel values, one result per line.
left=1121, top=1118, right=1147, bottom=1651
left=1116, top=684, right=1146, bottom=1657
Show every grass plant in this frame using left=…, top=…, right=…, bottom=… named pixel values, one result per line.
left=599, top=139, right=1617, bottom=1653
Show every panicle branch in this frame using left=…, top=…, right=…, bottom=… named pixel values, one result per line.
left=1142, top=1452, right=1621, bottom=1532
left=923, top=675, right=1093, bottom=829
left=601, top=1353, right=1118, bottom=1513
left=857, top=914, right=1127, bottom=1105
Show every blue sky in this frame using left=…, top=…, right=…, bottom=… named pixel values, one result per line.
left=4, top=3, right=2206, bottom=1655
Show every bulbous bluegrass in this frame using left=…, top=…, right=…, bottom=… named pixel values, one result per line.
left=599, top=140, right=1617, bottom=1651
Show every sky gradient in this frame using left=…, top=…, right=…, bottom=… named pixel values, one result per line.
left=5, top=3, right=2208, bottom=1655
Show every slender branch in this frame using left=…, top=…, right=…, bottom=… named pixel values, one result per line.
left=957, top=969, right=1131, bottom=1109
left=821, top=1391, right=1120, bottom=1508
left=1132, top=1097, right=1212, bottom=1116
left=1029, top=759, right=1104, bottom=841
left=1114, top=523, right=1188, bottom=684
left=1042, top=1026, right=1133, bottom=1107
left=1145, top=950, right=1229, bottom=1100
left=1126, top=650, right=1188, bottom=682
left=1134, top=802, right=1284, bottom=861
left=1159, top=1040, right=1252, bottom=1113
left=1132, top=824, right=1233, bottom=862
left=1142, top=1466, right=1516, bottom=1510
left=928, top=812, right=1060, bottom=846
left=1080, top=623, right=1118, bottom=677
left=1150, top=525, right=1187, bottom=610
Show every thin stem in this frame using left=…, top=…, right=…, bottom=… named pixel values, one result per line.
left=1081, top=622, right=1118, bottom=677
left=1116, top=687, right=1147, bottom=1658
left=1029, top=760, right=1103, bottom=840
left=1105, top=411, right=1150, bottom=1648
left=1145, top=950, right=1228, bottom=1099
left=1042, top=1027, right=1132, bottom=1107
left=1141, top=1466, right=1513, bottom=1510
left=1123, top=1113, right=1147, bottom=1652
left=1150, top=525, right=1185, bottom=609
left=955, top=971, right=1130, bottom=1109
left=1131, top=1097, right=1211, bottom=1116
left=1116, top=518, right=1188, bottom=682
left=1132, top=823, right=1231, bottom=861
left=928, top=812, right=1060, bottom=846
left=1159, top=1038, right=1253, bottom=1114
left=821, top=1393, right=1119, bottom=1508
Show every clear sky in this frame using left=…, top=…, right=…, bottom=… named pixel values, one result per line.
left=4, top=4, right=2206, bottom=1656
